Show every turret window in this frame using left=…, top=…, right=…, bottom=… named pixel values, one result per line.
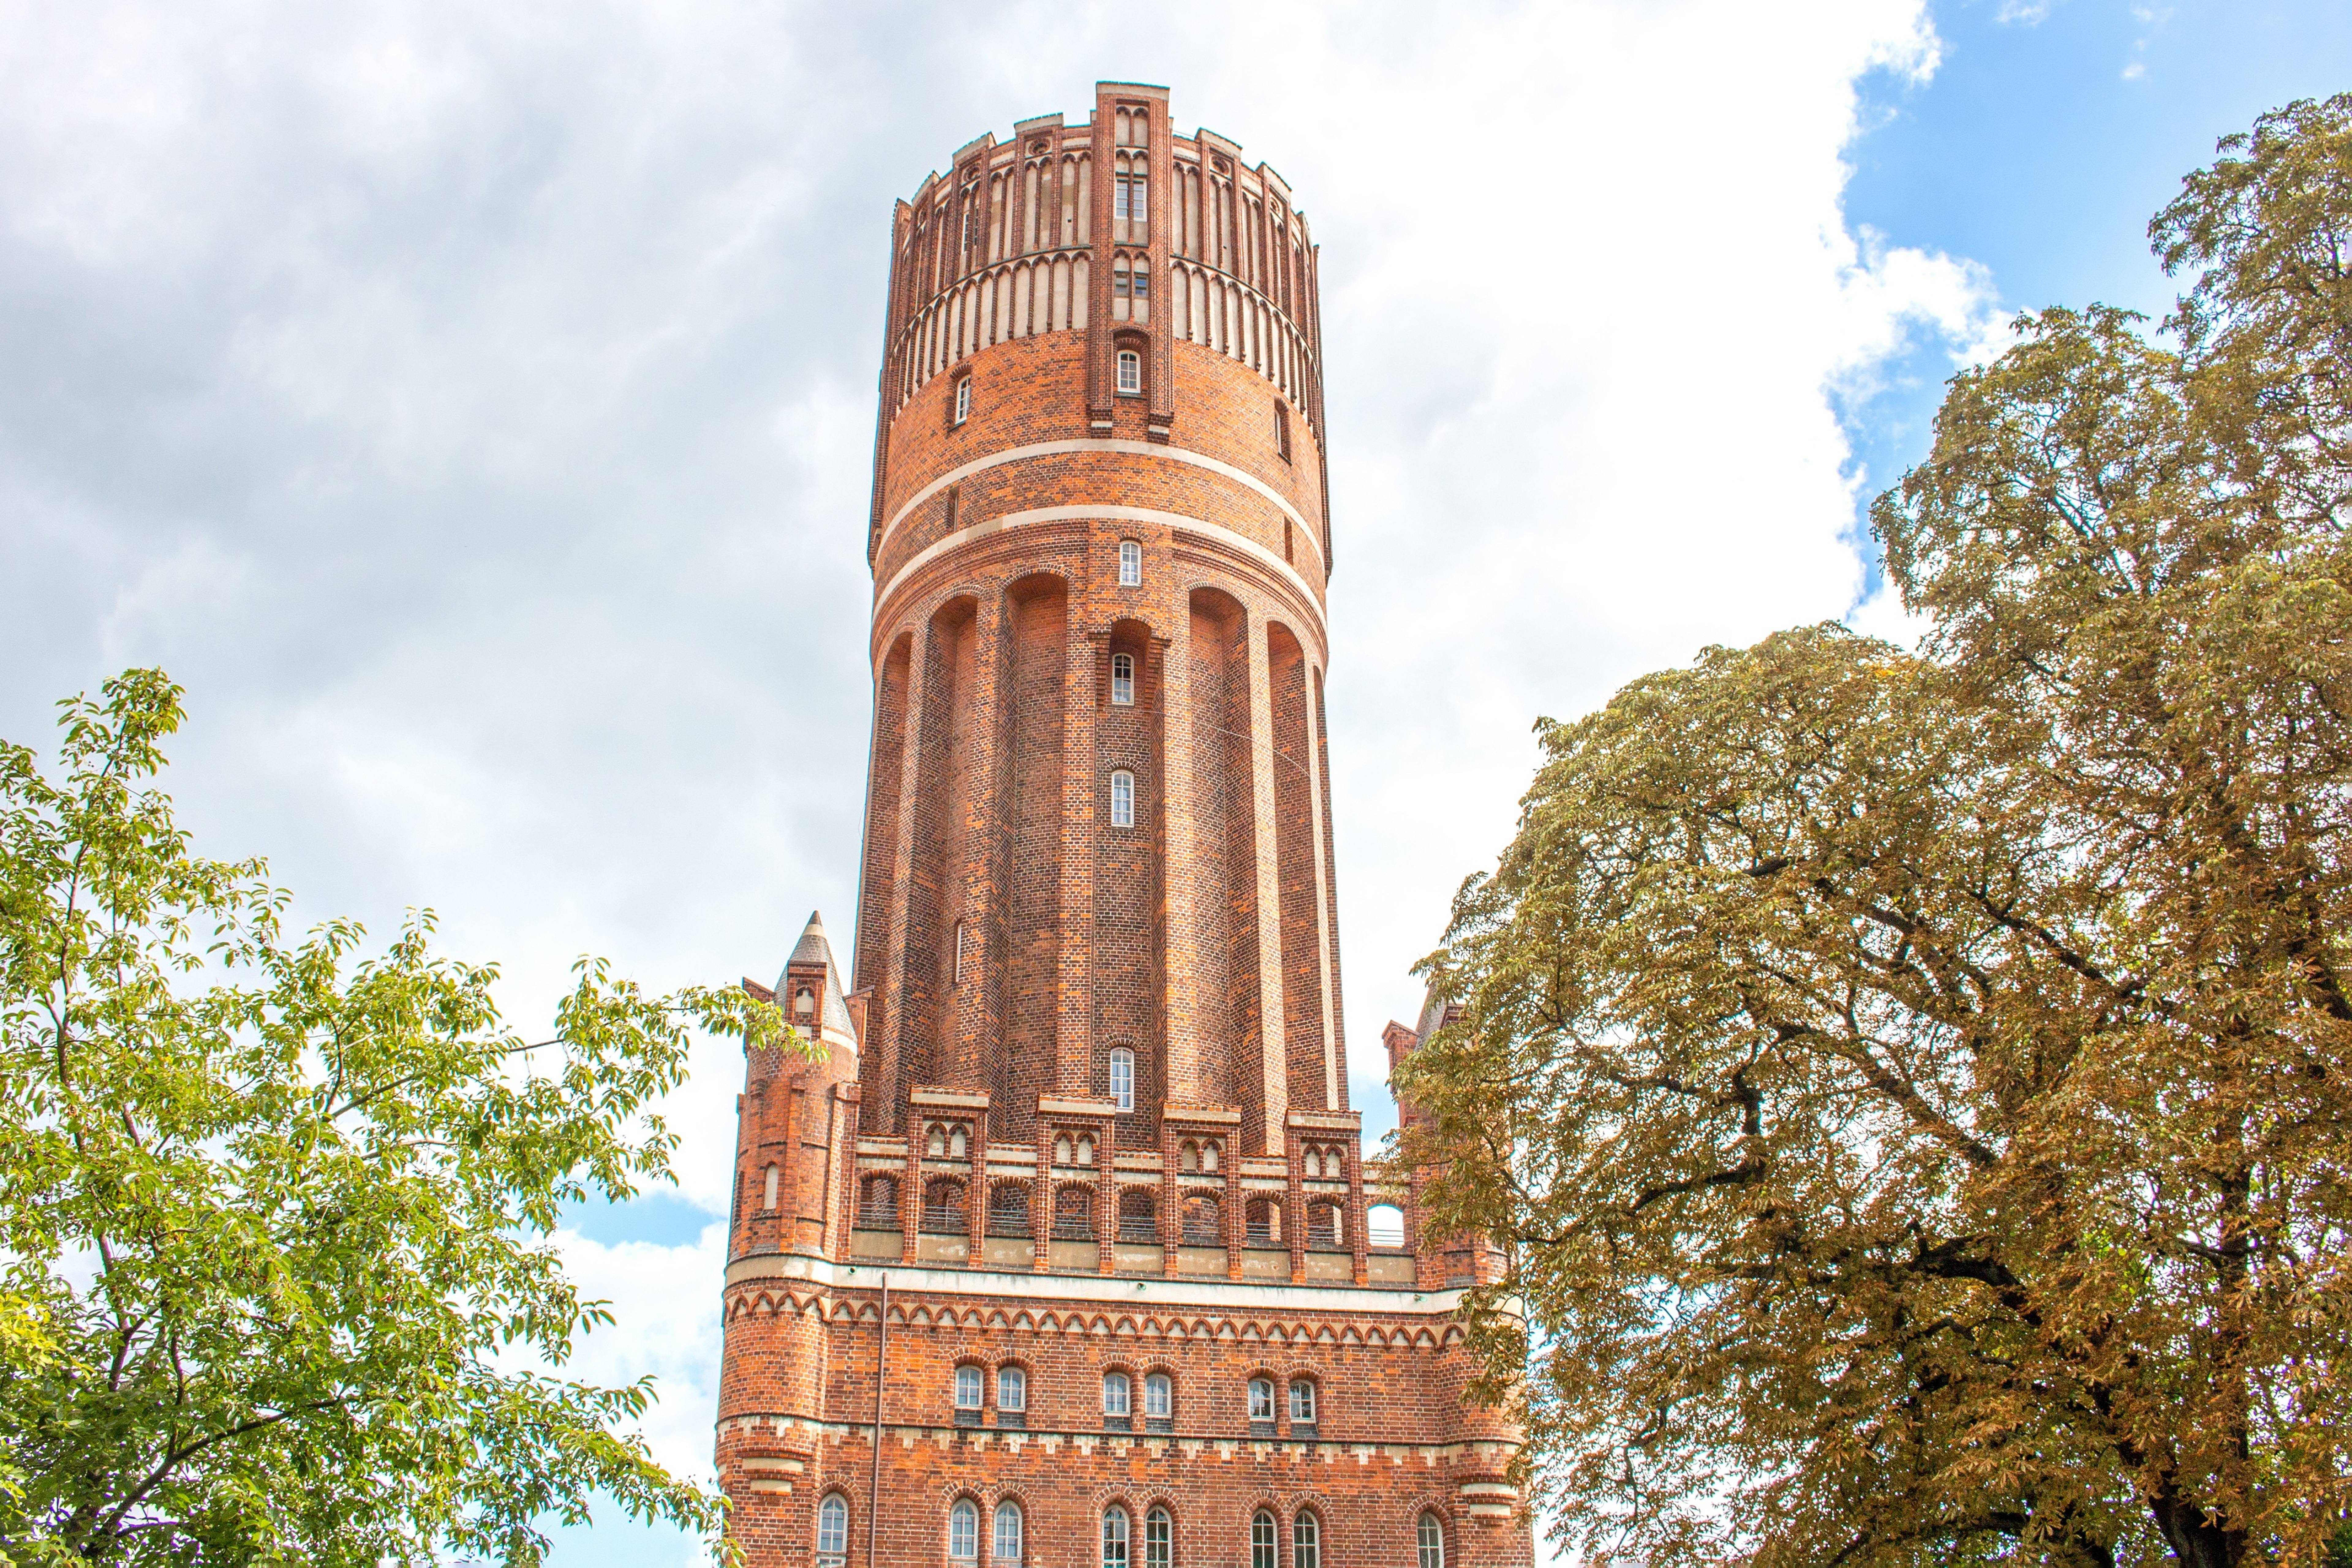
left=1118, top=539, right=1142, bottom=586
left=1110, top=770, right=1135, bottom=828
left=954, top=374, right=972, bottom=425
left=762, top=1164, right=778, bottom=1210
left=1116, top=349, right=1142, bottom=396
left=1110, top=1046, right=1135, bottom=1112
left=1274, top=400, right=1292, bottom=462
left=817, top=1494, right=850, bottom=1567
left=1111, top=653, right=1135, bottom=705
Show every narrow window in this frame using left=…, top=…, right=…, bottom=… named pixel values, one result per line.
left=954, top=919, right=969, bottom=985
left=1103, top=1506, right=1132, bottom=1568
left=817, top=1494, right=850, bottom=1567
left=1131, top=260, right=1148, bottom=301
left=1111, top=652, right=1135, bottom=705
left=1118, top=539, right=1142, bottom=586
left=1116, top=349, right=1142, bottom=395
left=762, top=1163, right=778, bottom=1210
left=1115, top=176, right=1131, bottom=221
left=1144, top=1372, right=1172, bottom=1420
left=1290, top=1380, right=1317, bottom=1426
left=1145, top=1506, right=1172, bottom=1568
left=1129, top=175, right=1147, bottom=227
left=950, top=1498, right=979, bottom=1560
left=1103, top=1371, right=1132, bottom=1418
left=1113, top=257, right=1131, bottom=297
left=793, top=985, right=815, bottom=1019
left=944, top=484, right=960, bottom=530
left=1274, top=400, right=1291, bottom=461
left=1293, top=1513, right=1320, bottom=1568
left=995, top=1501, right=1025, bottom=1564
left=955, top=1365, right=983, bottom=1411
left=997, top=1365, right=1027, bottom=1411
left=1110, top=1046, right=1135, bottom=1112
left=954, top=375, right=972, bottom=425
left=1250, top=1511, right=1277, bottom=1568
left=1110, top=770, right=1135, bottom=829
left=1418, top=1511, right=1446, bottom=1568
left=1249, top=1377, right=1275, bottom=1423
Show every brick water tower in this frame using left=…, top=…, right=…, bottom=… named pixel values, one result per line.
left=714, top=81, right=1534, bottom=1568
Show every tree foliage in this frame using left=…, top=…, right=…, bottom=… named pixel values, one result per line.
left=1398, top=96, right=2352, bottom=1568
left=0, top=670, right=791, bottom=1565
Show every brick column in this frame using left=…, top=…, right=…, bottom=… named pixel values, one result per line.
left=1244, top=614, right=1289, bottom=1154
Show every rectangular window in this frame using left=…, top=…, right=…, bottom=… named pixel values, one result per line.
left=1130, top=262, right=1148, bottom=300
left=1112, top=261, right=1130, bottom=296
left=1116, top=350, right=1142, bottom=395
left=1114, top=178, right=1130, bottom=221
left=1250, top=1379, right=1275, bottom=1421
left=997, top=1366, right=1026, bottom=1411
left=956, top=1365, right=983, bottom=1409
left=1111, top=652, right=1134, bottom=706
left=1110, top=1047, right=1135, bottom=1112
left=1129, top=177, right=1146, bottom=226
left=1110, top=770, right=1135, bottom=829
left=1118, top=539, right=1141, bottom=586
left=1290, top=1381, right=1317, bottom=1424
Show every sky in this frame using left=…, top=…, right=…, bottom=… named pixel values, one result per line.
left=3, top=0, right=2347, bottom=1562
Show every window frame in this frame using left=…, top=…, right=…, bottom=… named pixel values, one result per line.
left=1290, top=1378, right=1318, bottom=1425
left=817, top=1493, right=850, bottom=1564
left=1111, top=651, right=1135, bottom=705
left=1293, top=1511, right=1321, bottom=1568
left=1109, top=1046, right=1136, bottom=1112
left=995, top=1500, right=1026, bottom=1564
left=1118, top=539, right=1142, bottom=586
left=950, top=1497, right=980, bottom=1561
left=1248, top=1377, right=1276, bottom=1422
left=954, top=374, right=972, bottom=425
left=1419, top=1510, right=1447, bottom=1568
left=1110, top=769, right=1135, bottom=829
left=954, top=1364, right=984, bottom=1412
left=1144, top=1371, right=1172, bottom=1420
left=1116, top=349, right=1143, bottom=396
left=997, top=1364, right=1027, bottom=1412
left=1144, top=1505, right=1172, bottom=1568
left=1103, top=1506, right=1132, bottom=1568
left=1102, top=1370, right=1133, bottom=1418
left=1250, top=1510, right=1278, bottom=1568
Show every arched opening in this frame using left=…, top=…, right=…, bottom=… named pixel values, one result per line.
left=1245, top=1197, right=1282, bottom=1246
left=922, top=1177, right=967, bottom=1233
left=1307, top=1199, right=1344, bottom=1250
left=1054, top=1186, right=1095, bottom=1241
left=858, top=1175, right=899, bottom=1230
left=1118, top=1188, right=1157, bottom=1245
left=1181, top=1192, right=1221, bottom=1246
left=1368, top=1203, right=1407, bottom=1249
left=989, top=1181, right=1033, bottom=1238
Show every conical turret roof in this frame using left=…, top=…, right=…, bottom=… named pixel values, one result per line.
left=777, top=910, right=858, bottom=1048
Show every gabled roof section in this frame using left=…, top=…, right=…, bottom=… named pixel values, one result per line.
left=778, top=910, right=858, bottom=1051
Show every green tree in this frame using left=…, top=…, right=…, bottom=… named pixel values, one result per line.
left=0, top=670, right=792, bottom=1565
left=1398, top=96, right=2352, bottom=1568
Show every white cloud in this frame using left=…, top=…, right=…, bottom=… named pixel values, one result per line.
left=1995, top=0, right=2056, bottom=24
left=0, top=2, right=2005, bottom=1560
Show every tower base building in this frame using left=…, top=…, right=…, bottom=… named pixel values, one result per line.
left=715, top=83, right=1534, bottom=1568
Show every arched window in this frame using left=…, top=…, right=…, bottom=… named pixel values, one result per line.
left=1118, top=1188, right=1156, bottom=1244
left=1248, top=1377, right=1276, bottom=1425
left=793, top=985, right=815, bottom=1019
left=997, top=1364, right=1027, bottom=1412
left=950, top=1498, right=980, bottom=1560
left=1200, top=1140, right=1219, bottom=1173
left=1110, top=769, right=1135, bottom=829
left=1111, top=652, right=1135, bottom=705
left=1103, top=1370, right=1132, bottom=1423
left=762, top=1163, right=778, bottom=1210
left=1245, top=1198, right=1281, bottom=1246
left=1418, top=1511, right=1446, bottom=1568
left=1118, top=539, right=1141, bottom=586
left=1292, top=1512, right=1320, bottom=1568
left=995, top=1500, right=1026, bottom=1563
left=1181, top=1193, right=1220, bottom=1246
left=1103, top=1505, right=1132, bottom=1567
left=923, top=1178, right=967, bottom=1233
left=1116, top=349, right=1142, bottom=396
left=859, top=1175, right=898, bottom=1228
left=1250, top=1510, right=1277, bottom=1568
left=1145, top=1506, right=1172, bottom=1568
left=1110, top=1046, right=1135, bottom=1110
left=1289, top=1379, right=1318, bottom=1426
left=954, top=374, right=973, bottom=425
left=955, top=1364, right=983, bottom=1411
left=1368, top=1203, right=1407, bottom=1248
left=1144, top=1372, right=1173, bottom=1425
left=1307, top=1200, right=1343, bottom=1249
left=1054, top=1186, right=1095, bottom=1240
left=816, top=1493, right=850, bottom=1567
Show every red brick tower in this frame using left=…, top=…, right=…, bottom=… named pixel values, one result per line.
left=715, top=82, right=1534, bottom=1568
